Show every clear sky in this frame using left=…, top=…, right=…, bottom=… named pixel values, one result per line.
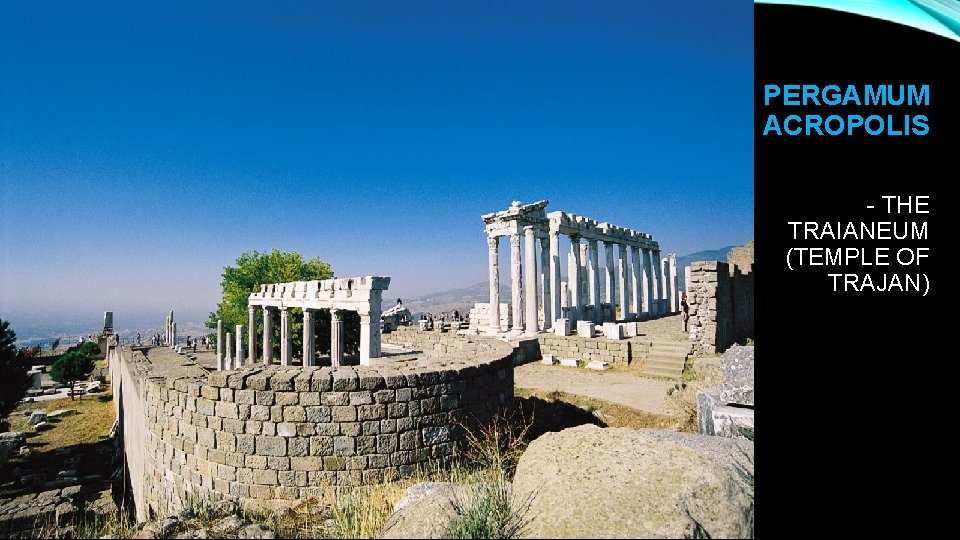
left=0, top=0, right=753, bottom=321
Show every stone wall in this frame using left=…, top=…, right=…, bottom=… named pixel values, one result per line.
left=535, top=334, right=651, bottom=367
left=687, top=261, right=754, bottom=354
left=109, top=334, right=515, bottom=521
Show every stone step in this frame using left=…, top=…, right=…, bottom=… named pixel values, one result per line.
left=641, top=366, right=684, bottom=379
left=645, top=354, right=687, bottom=364
left=644, top=358, right=686, bottom=370
left=649, top=342, right=692, bottom=353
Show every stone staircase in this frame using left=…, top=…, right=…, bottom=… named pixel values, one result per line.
left=641, top=341, right=691, bottom=379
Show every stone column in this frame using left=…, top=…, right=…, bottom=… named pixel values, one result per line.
left=579, top=244, right=589, bottom=307
left=653, top=250, right=664, bottom=314
left=539, top=235, right=552, bottom=330
left=172, top=322, right=177, bottom=349
left=618, top=244, right=630, bottom=320
left=216, top=319, right=223, bottom=369
left=280, top=307, right=291, bottom=366
left=549, top=230, right=561, bottom=325
left=668, top=253, right=679, bottom=313
left=510, top=233, right=523, bottom=332
left=487, top=236, right=501, bottom=332
left=631, top=246, right=642, bottom=315
left=604, top=241, right=615, bottom=304
left=302, top=309, right=315, bottom=366
left=568, top=235, right=582, bottom=320
left=262, top=308, right=274, bottom=364
left=359, top=312, right=380, bottom=366
left=248, top=306, right=256, bottom=363
left=642, top=248, right=654, bottom=313
left=523, top=227, right=538, bottom=334
left=225, top=332, right=233, bottom=369
left=235, top=325, right=245, bottom=368
left=330, top=308, right=343, bottom=368
left=588, top=239, right=600, bottom=321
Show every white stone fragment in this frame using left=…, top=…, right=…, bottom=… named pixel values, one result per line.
left=560, top=357, right=582, bottom=368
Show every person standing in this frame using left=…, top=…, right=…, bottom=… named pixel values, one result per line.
left=680, top=293, right=690, bottom=332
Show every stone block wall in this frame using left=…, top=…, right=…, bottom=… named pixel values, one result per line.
left=535, top=334, right=651, bottom=367
left=688, top=261, right=754, bottom=354
left=109, top=335, right=515, bottom=521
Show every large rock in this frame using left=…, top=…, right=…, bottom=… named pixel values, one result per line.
left=698, top=387, right=755, bottom=440
left=29, top=411, right=47, bottom=425
left=512, top=425, right=754, bottom=538
left=380, top=481, right=500, bottom=539
left=719, top=345, right=754, bottom=406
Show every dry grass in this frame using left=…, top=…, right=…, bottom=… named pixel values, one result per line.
left=7, top=392, right=115, bottom=451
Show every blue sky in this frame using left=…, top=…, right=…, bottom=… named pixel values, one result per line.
left=0, top=0, right=753, bottom=320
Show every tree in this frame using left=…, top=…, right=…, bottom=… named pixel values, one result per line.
left=50, top=349, right=96, bottom=401
left=207, top=249, right=361, bottom=362
left=0, top=317, right=30, bottom=417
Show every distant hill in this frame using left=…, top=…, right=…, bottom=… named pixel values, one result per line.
left=392, top=281, right=509, bottom=318
left=676, top=246, right=739, bottom=291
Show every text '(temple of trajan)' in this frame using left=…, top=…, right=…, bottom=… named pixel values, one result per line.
left=479, top=200, right=679, bottom=335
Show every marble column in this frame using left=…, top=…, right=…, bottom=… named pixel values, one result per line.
left=579, top=244, right=589, bottom=307
left=618, top=244, right=630, bottom=320
left=604, top=241, right=615, bottom=305
left=487, top=236, right=501, bottom=332
left=330, top=308, right=343, bottom=368
left=359, top=312, right=380, bottom=366
left=668, top=253, right=679, bottom=313
left=569, top=235, right=582, bottom=320
left=248, top=306, right=256, bottom=363
left=539, top=235, right=552, bottom=330
left=302, top=309, right=315, bottom=366
left=262, top=307, right=274, bottom=364
left=235, top=325, right=245, bottom=369
left=225, top=332, right=233, bottom=370
left=523, top=227, right=538, bottom=334
left=641, top=248, right=653, bottom=313
left=549, top=230, right=561, bottom=325
left=588, top=239, right=600, bottom=321
left=510, top=233, right=523, bottom=332
left=631, top=246, right=642, bottom=315
left=216, top=319, right=223, bottom=369
left=280, top=307, right=291, bottom=366
left=652, top=250, right=664, bottom=315
left=172, top=322, right=177, bottom=349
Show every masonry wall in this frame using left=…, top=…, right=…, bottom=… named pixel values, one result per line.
left=687, top=261, right=755, bottom=354
left=110, top=336, right=515, bottom=520
left=535, top=334, right=651, bottom=366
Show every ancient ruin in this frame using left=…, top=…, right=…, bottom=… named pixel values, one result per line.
left=477, top=200, right=678, bottom=335
left=247, top=276, right=390, bottom=367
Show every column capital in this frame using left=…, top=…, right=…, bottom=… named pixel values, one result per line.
left=510, top=233, right=521, bottom=248
left=487, top=235, right=499, bottom=250
left=523, top=226, right=535, bottom=236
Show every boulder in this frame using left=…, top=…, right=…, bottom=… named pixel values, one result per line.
left=511, top=425, right=754, bottom=539
left=30, top=411, right=47, bottom=425
left=719, top=345, right=754, bottom=406
left=380, top=481, right=501, bottom=539
left=698, top=387, right=755, bottom=440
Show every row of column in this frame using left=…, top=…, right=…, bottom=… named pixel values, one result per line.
left=165, top=311, right=178, bottom=348
left=217, top=306, right=379, bottom=370
left=487, top=230, right=667, bottom=333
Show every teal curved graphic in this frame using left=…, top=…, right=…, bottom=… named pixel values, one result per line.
left=757, top=0, right=960, bottom=42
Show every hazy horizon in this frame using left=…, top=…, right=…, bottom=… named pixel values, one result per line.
left=1, top=1, right=753, bottom=319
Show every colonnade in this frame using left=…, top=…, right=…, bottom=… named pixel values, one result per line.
left=482, top=201, right=673, bottom=334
